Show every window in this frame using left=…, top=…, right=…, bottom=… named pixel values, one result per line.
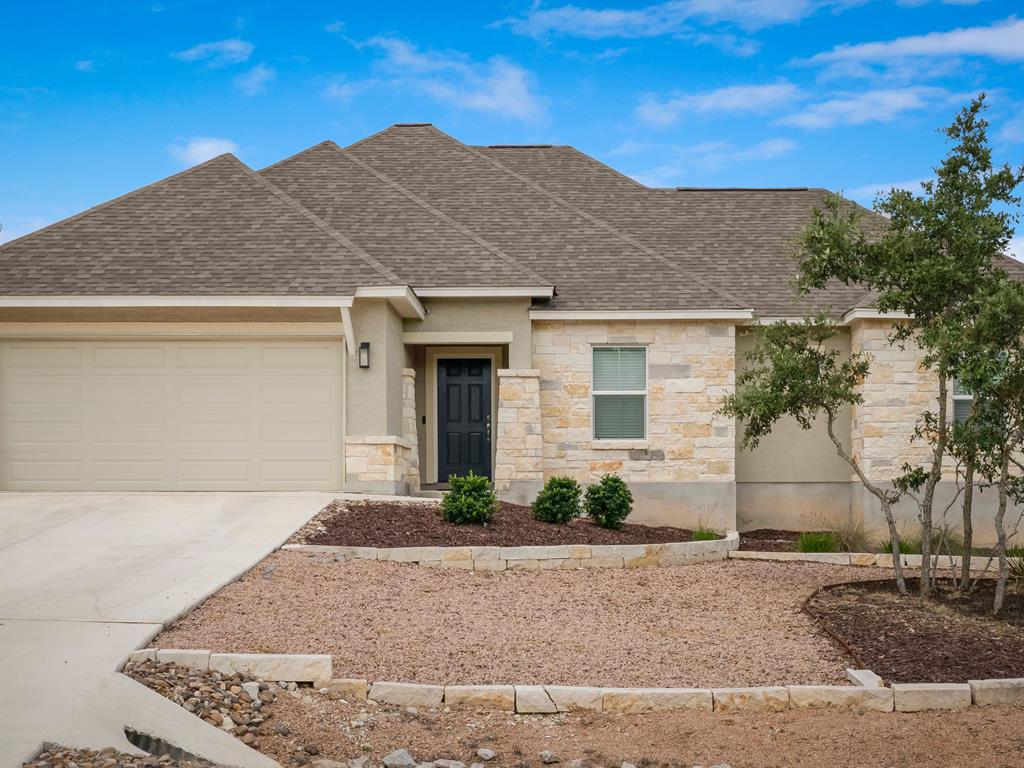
left=592, top=347, right=646, bottom=440
left=952, top=379, right=973, bottom=424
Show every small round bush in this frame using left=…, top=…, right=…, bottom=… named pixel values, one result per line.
left=585, top=473, right=633, bottom=529
left=440, top=471, right=497, bottom=525
left=531, top=475, right=583, bottom=524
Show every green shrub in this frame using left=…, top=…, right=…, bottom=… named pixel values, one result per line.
left=834, top=518, right=874, bottom=553
left=881, top=525, right=964, bottom=556
left=692, top=526, right=720, bottom=541
left=584, top=474, right=633, bottom=530
left=531, top=475, right=583, bottom=524
left=1008, top=546, right=1024, bottom=585
left=440, top=471, right=497, bottom=525
left=796, top=531, right=841, bottom=553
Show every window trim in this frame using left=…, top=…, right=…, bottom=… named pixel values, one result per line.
left=591, top=345, right=648, bottom=441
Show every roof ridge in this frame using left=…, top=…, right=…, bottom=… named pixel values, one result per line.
left=229, top=154, right=405, bottom=286
left=330, top=143, right=553, bottom=289
left=424, top=125, right=751, bottom=310
left=257, top=140, right=336, bottom=175
left=0, top=153, right=238, bottom=253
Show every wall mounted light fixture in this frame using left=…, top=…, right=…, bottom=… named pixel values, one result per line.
left=358, top=341, right=371, bottom=369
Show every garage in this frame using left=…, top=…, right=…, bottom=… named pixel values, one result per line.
left=0, top=338, right=344, bottom=490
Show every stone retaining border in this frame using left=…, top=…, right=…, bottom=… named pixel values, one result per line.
left=281, top=531, right=739, bottom=570
left=729, top=549, right=991, bottom=569
left=130, top=650, right=1024, bottom=715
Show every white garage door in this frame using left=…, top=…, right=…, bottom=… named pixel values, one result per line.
left=0, top=339, right=344, bottom=490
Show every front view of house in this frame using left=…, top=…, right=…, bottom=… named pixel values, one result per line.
left=1, top=123, right=1016, bottom=540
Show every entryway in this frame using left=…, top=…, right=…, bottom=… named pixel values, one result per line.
left=436, top=357, right=492, bottom=480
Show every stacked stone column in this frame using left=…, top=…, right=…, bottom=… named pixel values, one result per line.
left=494, top=369, right=543, bottom=504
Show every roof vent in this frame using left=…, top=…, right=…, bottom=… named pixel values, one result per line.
left=488, top=144, right=554, bottom=149
left=394, top=122, right=432, bottom=127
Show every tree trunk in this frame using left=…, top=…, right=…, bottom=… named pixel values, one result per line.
left=994, top=450, right=1010, bottom=615
left=960, top=463, right=974, bottom=591
left=827, top=414, right=907, bottom=594
left=919, top=375, right=950, bottom=599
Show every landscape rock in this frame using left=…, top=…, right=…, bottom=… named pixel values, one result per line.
left=787, top=685, right=893, bottom=712
left=515, top=685, right=558, bottom=714
left=603, top=687, right=713, bottom=713
left=315, top=677, right=370, bottom=700
left=369, top=681, right=445, bottom=707
left=383, top=749, right=417, bottom=768
left=476, top=749, right=496, bottom=761
left=444, top=684, right=515, bottom=710
left=892, top=683, right=972, bottom=712
left=846, top=668, right=885, bottom=688
left=968, top=678, right=1024, bottom=706
left=154, top=648, right=211, bottom=671
left=209, top=652, right=332, bottom=682
left=540, top=751, right=559, bottom=764
left=712, top=687, right=789, bottom=712
left=545, top=686, right=604, bottom=712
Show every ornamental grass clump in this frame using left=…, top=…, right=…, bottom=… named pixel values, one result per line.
left=584, top=473, right=633, bottom=530
left=796, top=531, right=841, bottom=553
left=531, top=475, right=583, bottom=524
left=440, top=471, right=497, bottom=525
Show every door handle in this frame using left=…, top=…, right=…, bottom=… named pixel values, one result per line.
left=486, top=413, right=491, bottom=442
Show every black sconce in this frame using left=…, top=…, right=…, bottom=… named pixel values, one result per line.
left=358, top=341, right=371, bottom=369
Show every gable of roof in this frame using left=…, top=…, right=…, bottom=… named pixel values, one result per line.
left=259, top=141, right=552, bottom=290
left=0, top=153, right=398, bottom=296
left=346, top=124, right=748, bottom=312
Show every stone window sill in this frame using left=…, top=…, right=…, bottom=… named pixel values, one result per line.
left=589, top=441, right=648, bottom=450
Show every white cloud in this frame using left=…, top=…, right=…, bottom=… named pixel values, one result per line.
left=323, top=79, right=371, bottom=103
left=75, top=60, right=94, bottom=72
left=173, top=38, right=253, bottom=67
left=168, top=137, right=239, bottom=167
left=637, top=81, right=801, bottom=126
left=234, top=64, right=275, bottom=95
left=844, top=178, right=930, bottom=205
left=808, top=18, right=1024, bottom=66
left=777, top=86, right=950, bottom=129
left=363, top=36, right=545, bottom=121
left=496, top=0, right=829, bottom=38
left=1008, top=233, right=1023, bottom=261
left=998, top=109, right=1024, bottom=145
left=632, top=137, right=797, bottom=185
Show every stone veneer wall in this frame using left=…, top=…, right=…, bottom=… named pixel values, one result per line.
left=494, top=369, right=543, bottom=504
left=530, top=320, right=737, bottom=529
left=345, top=369, right=420, bottom=495
left=849, top=319, right=942, bottom=482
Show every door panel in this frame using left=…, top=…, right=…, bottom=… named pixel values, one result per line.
left=437, top=358, right=492, bottom=480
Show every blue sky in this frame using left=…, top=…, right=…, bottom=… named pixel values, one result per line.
left=2, top=1, right=1022, bottom=254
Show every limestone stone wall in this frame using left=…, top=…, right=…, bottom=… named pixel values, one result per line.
left=494, top=369, right=543, bottom=494
left=344, top=435, right=418, bottom=494
left=849, top=319, right=944, bottom=483
left=401, top=368, right=420, bottom=493
left=532, top=320, right=736, bottom=485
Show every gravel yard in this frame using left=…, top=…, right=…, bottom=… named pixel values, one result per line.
left=157, top=554, right=875, bottom=687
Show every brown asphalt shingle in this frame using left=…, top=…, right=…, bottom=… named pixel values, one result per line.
left=0, top=154, right=396, bottom=295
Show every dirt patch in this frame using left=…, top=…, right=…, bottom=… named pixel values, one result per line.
left=807, top=578, right=1024, bottom=683
left=295, top=499, right=713, bottom=548
left=254, top=687, right=1024, bottom=768
left=739, top=528, right=802, bottom=551
left=156, top=555, right=873, bottom=688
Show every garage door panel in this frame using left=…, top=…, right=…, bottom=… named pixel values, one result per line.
left=92, top=346, right=168, bottom=368
left=0, top=339, right=343, bottom=491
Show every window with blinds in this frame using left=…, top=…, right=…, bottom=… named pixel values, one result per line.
left=592, top=347, right=646, bottom=440
left=952, top=379, right=973, bottom=424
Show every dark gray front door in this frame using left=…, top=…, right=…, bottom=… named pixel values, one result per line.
left=437, top=358, right=492, bottom=480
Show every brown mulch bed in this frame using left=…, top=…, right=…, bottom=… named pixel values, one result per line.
left=299, top=499, right=712, bottom=547
left=806, top=578, right=1024, bottom=683
left=739, top=528, right=803, bottom=551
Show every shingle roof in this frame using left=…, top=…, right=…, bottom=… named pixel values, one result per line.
left=259, top=141, right=551, bottom=289
left=345, top=124, right=747, bottom=311
left=9, top=123, right=1011, bottom=315
left=0, top=153, right=396, bottom=295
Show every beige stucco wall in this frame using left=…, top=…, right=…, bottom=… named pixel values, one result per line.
left=345, top=298, right=405, bottom=437
left=404, top=297, right=532, bottom=368
left=735, top=328, right=852, bottom=483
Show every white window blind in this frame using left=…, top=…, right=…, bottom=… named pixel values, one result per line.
left=952, top=379, right=973, bottom=424
left=593, top=347, right=646, bottom=439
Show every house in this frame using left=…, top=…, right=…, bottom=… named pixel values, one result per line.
left=1, top=123, right=1017, bottom=541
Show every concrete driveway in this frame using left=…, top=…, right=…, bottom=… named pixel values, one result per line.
left=0, top=492, right=334, bottom=768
